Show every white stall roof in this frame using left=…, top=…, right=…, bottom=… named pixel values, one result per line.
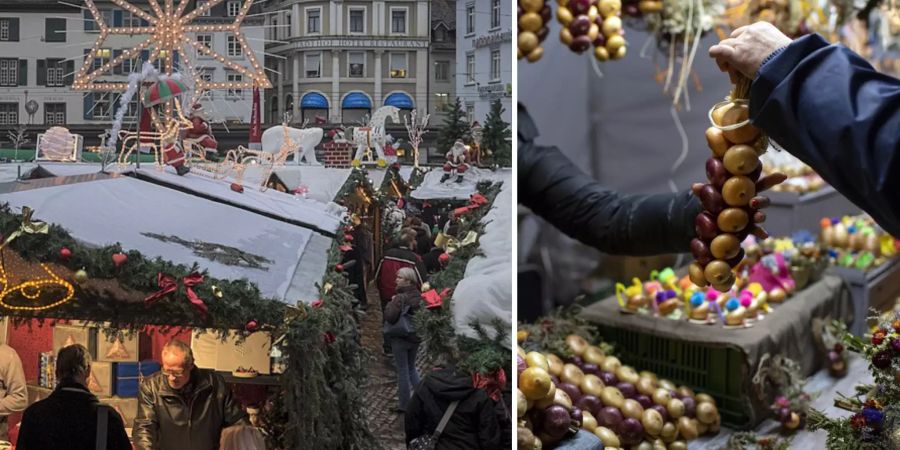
left=450, top=169, right=512, bottom=344
left=410, top=167, right=506, bottom=200
left=137, top=166, right=345, bottom=234
left=0, top=174, right=332, bottom=303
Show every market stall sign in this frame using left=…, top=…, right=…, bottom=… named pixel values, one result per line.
left=473, top=31, right=512, bottom=49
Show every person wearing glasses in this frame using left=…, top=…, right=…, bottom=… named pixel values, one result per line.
left=133, top=340, right=247, bottom=450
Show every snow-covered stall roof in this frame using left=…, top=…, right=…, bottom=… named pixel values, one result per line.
left=0, top=162, right=121, bottom=183
left=137, top=167, right=344, bottom=234
left=217, top=165, right=356, bottom=205
left=451, top=169, right=512, bottom=343
left=410, top=167, right=504, bottom=200
left=0, top=172, right=335, bottom=303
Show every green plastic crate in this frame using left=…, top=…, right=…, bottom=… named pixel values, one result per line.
left=598, top=326, right=755, bottom=429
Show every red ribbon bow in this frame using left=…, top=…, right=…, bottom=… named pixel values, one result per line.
left=472, top=368, right=507, bottom=402
left=422, top=288, right=451, bottom=309
left=144, top=272, right=208, bottom=318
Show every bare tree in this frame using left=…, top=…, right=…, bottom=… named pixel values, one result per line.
left=7, top=125, right=30, bottom=161
left=404, top=109, right=429, bottom=168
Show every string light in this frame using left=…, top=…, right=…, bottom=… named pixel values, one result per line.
left=0, top=251, right=75, bottom=312
left=74, top=0, right=271, bottom=92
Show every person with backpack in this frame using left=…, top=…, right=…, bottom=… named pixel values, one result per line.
left=17, top=344, right=131, bottom=450
left=383, top=267, right=424, bottom=413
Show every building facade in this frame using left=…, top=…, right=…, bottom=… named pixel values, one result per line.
left=455, top=0, right=511, bottom=124
left=262, top=0, right=431, bottom=126
left=429, top=0, right=456, bottom=125
left=0, top=0, right=264, bottom=129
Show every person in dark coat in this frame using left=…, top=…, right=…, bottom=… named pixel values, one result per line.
left=518, top=104, right=779, bottom=255
left=710, top=21, right=900, bottom=236
left=18, top=344, right=131, bottom=450
left=133, top=340, right=247, bottom=450
left=383, top=267, right=424, bottom=412
left=405, top=367, right=501, bottom=450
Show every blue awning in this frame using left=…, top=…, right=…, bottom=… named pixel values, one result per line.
left=341, top=92, right=371, bottom=109
left=300, top=92, right=328, bottom=109
left=384, top=92, right=414, bottom=109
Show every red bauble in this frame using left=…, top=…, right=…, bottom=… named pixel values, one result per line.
left=439, top=253, right=450, bottom=265
left=245, top=320, right=258, bottom=332
left=323, top=331, right=336, bottom=344
left=59, top=247, right=72, bottom=261
left=335, top=264, right=344, bottom=272
left=312, top=299, right=324, bottom=308
left=230, top=183, right=244, bottom=193
left=112, top=252, right=128, bottom=267
left=344, top=234, right=354, bottom=241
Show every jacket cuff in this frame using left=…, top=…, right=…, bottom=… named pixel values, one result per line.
left=749, top=34, right=830, bottom=118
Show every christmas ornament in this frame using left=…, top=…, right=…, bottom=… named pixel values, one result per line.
left=335, top=264, right=344, bottom=272
left=144, top=272, right=208, bottom=317
left=211, top=285, right=224, bottom=298
left=75, top=269, right=89, bottom=284
left=323, top=331, right=336, bottom=344
left=339, top=244, right=353, bottom=252
left=344, top=234, right=354, bottom=242
left=312, top=299, right=324, bottom=308
left=230, top=183, right=244, bottom=193
left=59, top=247, right=72, bottom=261
left=690, top=77, right=783, bottom=290
left=112, top=252, right=128, bottom=267
left=323, top=282, right=333, bottom=294
left=439, top=252, right=451, bottom=265
left=245, top=320, right=258, bottom=332
left=517, top=0, right=551, bottom=62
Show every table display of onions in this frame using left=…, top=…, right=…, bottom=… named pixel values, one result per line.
left=690, top=77, right=784, bottom=292
left=517, top=334, right=721, bottom=449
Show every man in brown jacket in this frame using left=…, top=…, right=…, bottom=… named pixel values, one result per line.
left=0, top=343, right=26, bottom=441
left=133, top=340, right=247, bottom=450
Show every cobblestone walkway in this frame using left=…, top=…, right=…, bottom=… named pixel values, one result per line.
left=359, top=284, right=406, bottom=450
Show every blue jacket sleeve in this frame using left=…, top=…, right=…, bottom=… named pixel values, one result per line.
left=750, top=34, right=900, bottom=235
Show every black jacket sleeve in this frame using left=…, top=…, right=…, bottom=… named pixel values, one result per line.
left=518, top=105, right=701, bottom=255
left=404, top=390, right=425, bottom=443
left=750, top=34, right=900, bottom=236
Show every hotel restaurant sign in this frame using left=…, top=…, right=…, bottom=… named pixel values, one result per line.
left=293, top=38, right=430, bottom=49
left=478, top=83, right=512, bottom=99
left=473, top=31, right=512, bottom=49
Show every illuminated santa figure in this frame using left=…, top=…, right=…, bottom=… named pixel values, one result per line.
left=383, top=134, right=398, bottom=165
left=441, top=139, right=469, bottom=183
left=183, top=103, right=218, bottom=158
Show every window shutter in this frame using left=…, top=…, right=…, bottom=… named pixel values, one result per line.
left=113, top=10, right=123, bottom=27
left=18, top=59, right=27, bottom=86
left=45, top=18, right=66, bottom=43
left=37, top=60, right=46, bottom=86
left=9, top=18, right=19, bottom=42
left=113, top=50, right=122, bottom=74
left=84, top=10, right=95, bottom=31
left=83, top=93, right=93, bottom=120
left=65, top=60, right=74, bottom=85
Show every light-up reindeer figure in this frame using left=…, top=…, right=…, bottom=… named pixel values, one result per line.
left=117, top=100, right=193, bottom=171
left=213, top=117, right=299, bottom=191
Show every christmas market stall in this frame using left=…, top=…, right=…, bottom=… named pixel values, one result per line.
left=0, top=165, right=381, bottom=449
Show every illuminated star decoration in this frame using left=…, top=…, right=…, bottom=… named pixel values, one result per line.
left=74, top=0, right=271, bottom=93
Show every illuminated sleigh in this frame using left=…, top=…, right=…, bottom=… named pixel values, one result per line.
left=204, top=122, right=299, bottom=192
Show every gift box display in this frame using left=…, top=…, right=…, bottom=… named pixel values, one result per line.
left=97, top=332, right=139, bottom=363
left=113, top=360, right=161, bottom=397
left=52, top=325, right=97, bottom=358
left=87, top=361, right=114, bottom=397
left=191, top=330, right=272, bottom=375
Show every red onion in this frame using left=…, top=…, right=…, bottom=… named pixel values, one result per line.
left=650, top=404, right=669, bottom=422
left=543, top=405, right=572, bottom=439
left=599, top=371, right=618, bottom=386
left=582, top=363, right=601, bottom=375
left=598, top=406, right=624, bottom=431
left=636, top=394, right=653, bottom=410
left=619, top=417, right=645, bottom=446
left=575, top=395, right=603, bottom=417
left=558, top=382, right=583, bottom=403
left=517, top=355, right=527, bottom=375
left=570, top=407, right=584, bottom=428
left=617, top=382, right=637, bottom=399
left=681, top=396, right=697, bottom=418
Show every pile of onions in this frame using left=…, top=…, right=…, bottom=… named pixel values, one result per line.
left=518, top=0, right=552, bottom=62
left=518, top=334, right=721, bottom=449
left=555, top=0, right=627, bottom=61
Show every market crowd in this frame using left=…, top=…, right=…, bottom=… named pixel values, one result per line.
left=372, top=204, right=510, bottom=449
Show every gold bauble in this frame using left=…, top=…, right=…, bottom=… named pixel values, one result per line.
left=74, top=269, right=89, bottom=284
